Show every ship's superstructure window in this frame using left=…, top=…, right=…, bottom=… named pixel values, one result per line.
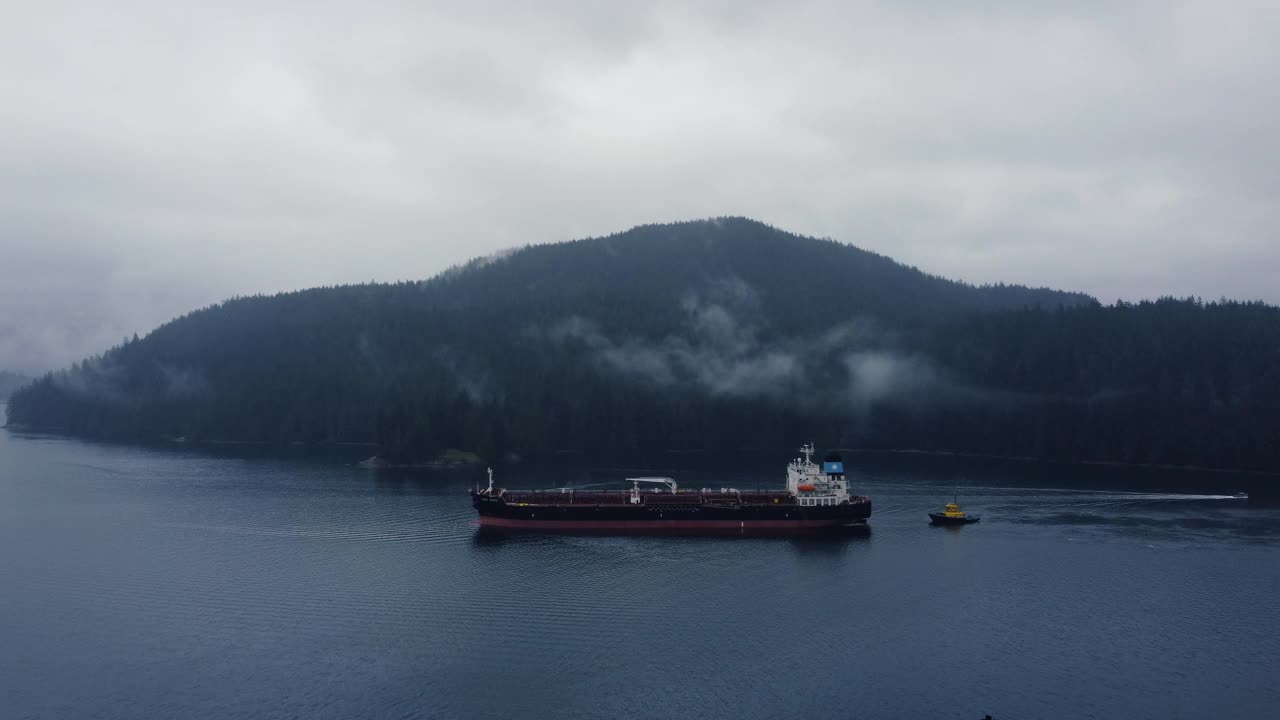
left=800, top=496, right=836, bottom=507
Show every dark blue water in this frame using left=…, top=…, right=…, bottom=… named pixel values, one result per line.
left=2, top=426, right=1278, bottom=719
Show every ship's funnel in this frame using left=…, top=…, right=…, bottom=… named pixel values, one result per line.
left=822, top=453, right=844, bottom=475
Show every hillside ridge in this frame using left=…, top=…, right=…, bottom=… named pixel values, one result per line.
left=8, top=218, right=1278, bottom=477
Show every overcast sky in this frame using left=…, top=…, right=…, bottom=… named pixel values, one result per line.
left=2, top=1, right=1277, bottom=373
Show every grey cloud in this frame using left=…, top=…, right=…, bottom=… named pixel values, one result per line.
left=547, top=294, right=803, bottom=399
left=545, top=288, right=959, bottom=412
left=36, top=354, right=207, bottom=409
left=2, top=1, right=1278, bottom=372
left=844, top=351, right=939, bottom=410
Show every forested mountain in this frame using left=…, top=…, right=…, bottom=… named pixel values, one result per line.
left=8, top=218, right=1279, bottom=475
left=0, top=371, right=29, bottom=401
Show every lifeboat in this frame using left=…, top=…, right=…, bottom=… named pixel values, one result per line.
left=797, top=484, right=816, bottom=492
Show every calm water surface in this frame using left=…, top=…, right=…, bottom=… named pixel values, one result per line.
left=1, top=427, right=1278, bottom=719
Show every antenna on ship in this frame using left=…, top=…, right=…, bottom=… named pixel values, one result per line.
left=801, top=442, right=815, bottom=465
left=487, top=467, right=494, bottom=493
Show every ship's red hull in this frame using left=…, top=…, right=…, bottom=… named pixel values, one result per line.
left=471, top=479, right=872, bottom=535
left=476, top=516, right=864, bottom=530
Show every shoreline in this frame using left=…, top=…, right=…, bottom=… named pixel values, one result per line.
left=4, top=422, right=1278, bottom=481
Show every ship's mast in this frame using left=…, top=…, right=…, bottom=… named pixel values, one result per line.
left=487, top=467, right=494, bottom=493
left=801, top=442, right=815, bottom=465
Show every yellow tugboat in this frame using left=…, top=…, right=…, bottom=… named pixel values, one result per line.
left=929, top=499, right=980, bottom=525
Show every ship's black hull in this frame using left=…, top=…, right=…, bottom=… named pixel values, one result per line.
left=472, top=493, right=872, bottom=534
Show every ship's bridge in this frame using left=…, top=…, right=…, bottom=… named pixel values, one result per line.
left=786, top=444, right=850, bottom=506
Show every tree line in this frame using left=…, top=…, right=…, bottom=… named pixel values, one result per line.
left=7, top=219, right=1277, bottom=476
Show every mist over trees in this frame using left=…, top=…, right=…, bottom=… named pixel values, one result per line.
left=7, top=218, right=1279, bottom=474
left=0, top=371, right=29, bottom=401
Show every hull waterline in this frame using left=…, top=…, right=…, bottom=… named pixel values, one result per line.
left=476, top=515, right=868, bottom=532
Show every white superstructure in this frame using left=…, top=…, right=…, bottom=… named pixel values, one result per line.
left=785, top=443, right=850, bottom=507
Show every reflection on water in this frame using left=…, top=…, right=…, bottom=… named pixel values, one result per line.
left=1, top=430, right=1277, bottom=720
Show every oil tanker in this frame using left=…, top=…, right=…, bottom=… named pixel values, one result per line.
left=470, top=444, right=871, bottom=533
